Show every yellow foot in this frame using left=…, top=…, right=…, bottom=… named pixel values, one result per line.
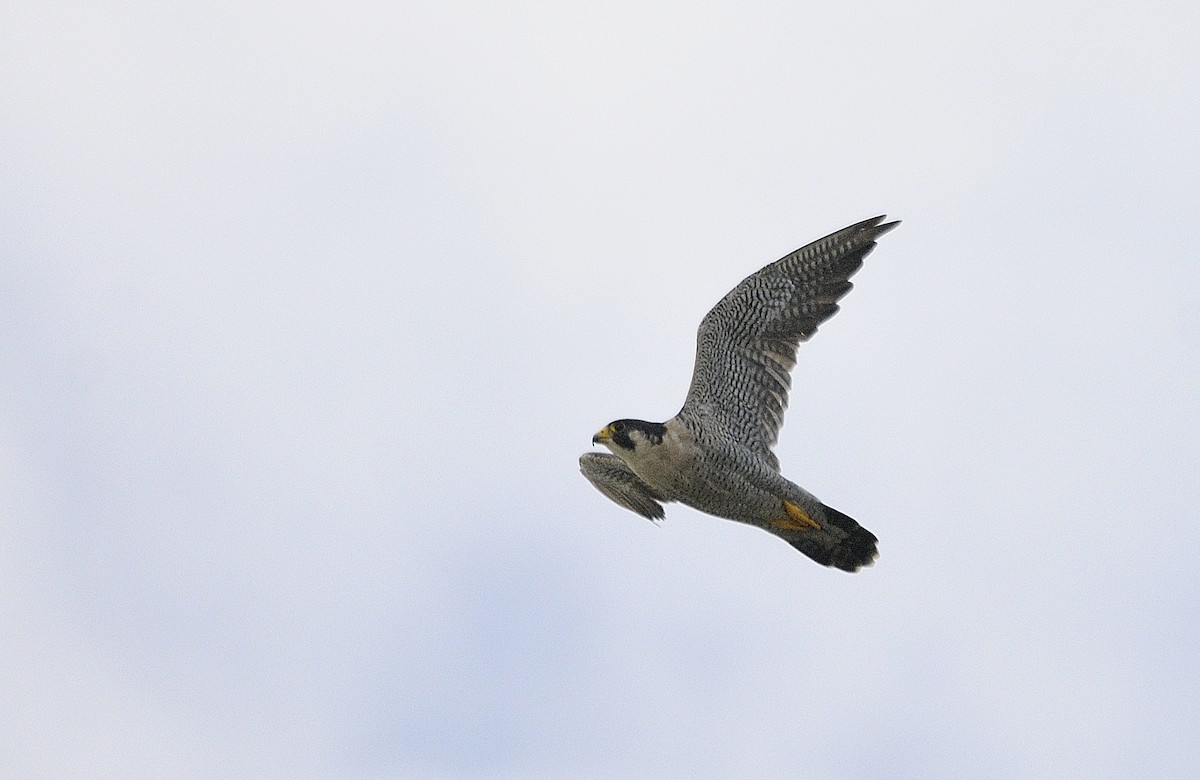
left=771, top=500, right=822, bottom=532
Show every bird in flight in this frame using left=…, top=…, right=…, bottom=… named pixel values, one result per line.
left=580, top=216, right=898, bottom=572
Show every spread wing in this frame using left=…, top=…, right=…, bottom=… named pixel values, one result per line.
left=678, top=216, right=899, bottom=468
left=579, top=452, right=667, bottom=521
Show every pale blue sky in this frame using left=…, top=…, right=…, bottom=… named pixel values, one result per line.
left=3, top=2, right=1198, bottom=777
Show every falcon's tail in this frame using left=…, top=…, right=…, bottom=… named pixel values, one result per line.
left=781, top=503, right=878, bottom=573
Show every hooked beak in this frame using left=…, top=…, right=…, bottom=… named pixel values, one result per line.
left=592, top=424, right=614, bottom=445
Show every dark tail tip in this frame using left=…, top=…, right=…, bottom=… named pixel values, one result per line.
left=823, top=504, right=879, bottom=572
left=784, top=503, right=879, bottom=572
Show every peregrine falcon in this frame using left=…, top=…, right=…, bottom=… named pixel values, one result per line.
left=580, top=216, right=898, bottom=572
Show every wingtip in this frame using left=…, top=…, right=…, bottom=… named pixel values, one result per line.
left=834, top=215, right=897, bottom=241
left=876, top=217, right=901, bottom=235
left=859, top=214, right=900, bottom=232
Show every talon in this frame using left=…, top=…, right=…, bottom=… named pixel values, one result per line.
left=772, top=500, right=821, bottom=531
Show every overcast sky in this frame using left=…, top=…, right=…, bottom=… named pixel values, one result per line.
left=3, top=2, right=1199, bottom=778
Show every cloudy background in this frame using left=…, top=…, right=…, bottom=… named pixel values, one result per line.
left=3, top=2, right=1198, bottom=777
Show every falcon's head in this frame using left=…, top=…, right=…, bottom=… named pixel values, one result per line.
left=592, top=419, right=667, bottom=453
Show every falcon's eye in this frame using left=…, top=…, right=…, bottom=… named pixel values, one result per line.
left=612, top=421, right=625, bottom=432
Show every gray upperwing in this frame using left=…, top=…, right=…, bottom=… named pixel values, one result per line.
left=677, top=216, right=899, bottom=466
